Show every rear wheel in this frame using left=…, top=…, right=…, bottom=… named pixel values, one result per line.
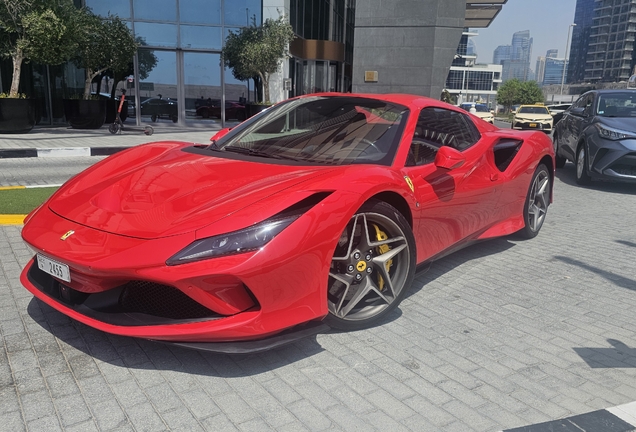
left=576, top=144, right=592, bottom=185
left=518, top=164, right=550, bottom=239
left=324, top=200, right=415, bottom=330
left=553, top=134, right=566, bottom=168
left=151, top=114, right=157, bottom=122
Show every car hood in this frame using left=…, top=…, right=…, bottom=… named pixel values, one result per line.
left=596, top=116, right=636, bottom=132
left=48, top=142, right=335, bottom=239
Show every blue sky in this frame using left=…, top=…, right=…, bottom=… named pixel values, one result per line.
left=472, top=0, right=577, bottom=66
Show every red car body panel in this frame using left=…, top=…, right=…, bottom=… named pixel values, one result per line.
left=20, top=93, right=555, bottom=343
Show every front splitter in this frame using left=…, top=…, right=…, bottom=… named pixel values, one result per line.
left=156, top=320, right=331, bottom=354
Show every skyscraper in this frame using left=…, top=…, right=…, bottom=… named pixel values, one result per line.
left=499, top=30, right=533, bottom=81
left=536, top=57, right=546, bottom=83
left=546, top=49, right=558, bottom=59
left=584, top=0, right=636, bottom=82
left=493, top=45, right=511, bottom=65
left=568, top=0, right=595, bottom=83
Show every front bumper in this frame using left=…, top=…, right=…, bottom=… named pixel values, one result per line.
left=20, top=206, right=332, bottom=342
left=588, top=136, right=636, bottom=183
left=512, top=119, right=553, bottom=131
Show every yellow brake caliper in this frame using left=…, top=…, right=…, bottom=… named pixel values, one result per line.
left=373, top=224, right=392, bottom=291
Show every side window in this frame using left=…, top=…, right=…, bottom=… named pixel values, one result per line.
left=406, top=107, right=481, bottom=166
left=583, top=94, right=595, bottom=116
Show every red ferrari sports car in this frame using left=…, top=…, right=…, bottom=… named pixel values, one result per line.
left=20, top=94, right=554, bottom=352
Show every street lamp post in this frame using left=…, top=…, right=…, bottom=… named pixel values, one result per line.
left=560, top=23, right=576, bottom=100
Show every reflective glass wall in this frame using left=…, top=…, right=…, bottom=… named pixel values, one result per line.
left=84, top=0, right=261, bottom=126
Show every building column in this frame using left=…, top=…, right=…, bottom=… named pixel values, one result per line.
left=352, top=0, right=466, bottom=98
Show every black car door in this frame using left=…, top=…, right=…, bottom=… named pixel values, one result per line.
left=562, top=93, right=594, bottom=159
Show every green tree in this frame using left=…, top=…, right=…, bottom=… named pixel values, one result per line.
left=73, top=10, right=138, bottom=100
left=0, top=0, right=79, bottom=97
left=440, top=89, right=453, bottom=104
left=518, top=81, right=544, bottom=105
left=496, top=79, right=521, bottom=112
left=497, top=79, right=545, bottom=112
left=222, top=15, right=295, bottom=103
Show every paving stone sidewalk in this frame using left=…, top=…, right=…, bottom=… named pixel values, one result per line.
left=1, top=154, right=636, bottom=430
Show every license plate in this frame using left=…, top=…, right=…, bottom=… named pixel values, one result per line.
left=37, top=254, right=71, bottom=282
left=529, top=123, right=537, bottom=127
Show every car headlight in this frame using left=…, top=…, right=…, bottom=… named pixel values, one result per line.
left=167, top=215, right=299, bottom=266
left=595, top=124, right=634, bottom=140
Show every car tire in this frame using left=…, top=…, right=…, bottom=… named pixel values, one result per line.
left=553, top=134, right=566, bottom=168
left=518, top=163, right=551, bottom=239
left=151, top=114, right=157, bottom=122
left=575, top=143, right=592, bottom=185
left=202, top=110, right=210, bottom=119
left=237, top=111, right=246, bottom=121
left=324, top=199, right=415, bottom=331
left=171, top=115, right=178, bottom=123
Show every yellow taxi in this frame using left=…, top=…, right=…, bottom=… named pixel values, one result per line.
left=512, top=104, right=553, bottom=132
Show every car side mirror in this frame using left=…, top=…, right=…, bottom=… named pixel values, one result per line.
left=434, top=146, right=466, bottom=170
left=570, top=107, right=585, bottom=117
left=210, top=127, right=232, bottom=142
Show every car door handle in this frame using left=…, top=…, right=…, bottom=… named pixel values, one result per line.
left=490, top=173, right=499, bottom=181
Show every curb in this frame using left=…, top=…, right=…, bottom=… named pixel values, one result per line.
left=0, top=184, right=62, bottom=226
left=0, top=146, right=130, bottom=159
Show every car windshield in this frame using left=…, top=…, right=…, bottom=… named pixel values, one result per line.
left=214, top=96, right=409, bottom=166
left=474, top=104, right=489, bottom=113
left=597, top=92, right=636, bottom=117
left=518, top=106, right=549, bottom=114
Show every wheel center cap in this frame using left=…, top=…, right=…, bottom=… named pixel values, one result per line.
left=356, top=261, right=367, bottom=272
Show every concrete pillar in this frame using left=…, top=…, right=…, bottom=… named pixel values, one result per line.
left=352, top=0, right=466, bottom=98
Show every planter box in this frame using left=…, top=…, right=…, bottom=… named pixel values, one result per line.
left=245, top=103, right=271, bottom=118
left=0, top=98, right=36, bottom=134
left=63, top=99, right=107, bottom=129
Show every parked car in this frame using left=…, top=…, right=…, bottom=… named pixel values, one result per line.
left=140, top=96, right=178, bottom=122
left=196, top=100, right=246, bottom=121
left=546, top=103, right=572, bottom=126
left=459, top=102, right=494, bottom=123
left=553, top=89, right=636, bottom=185
left=20, top=93, right=554, bottom=352
left=512, top=104, right=553, bottom=132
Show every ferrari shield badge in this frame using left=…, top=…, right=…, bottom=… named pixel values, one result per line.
left=404, top=176, right=414, bottom=192
left=60, top=230, right=75, bottom=241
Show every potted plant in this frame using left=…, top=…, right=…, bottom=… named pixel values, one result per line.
left=0, top=0, right=78, bottom=133
left=222, top=15, right=295, bottom=118
left=63, top=10, right=137, bottom=129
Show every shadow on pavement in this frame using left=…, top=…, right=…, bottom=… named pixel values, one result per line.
left=553, top=255, right=636, bottom=291
left=616, top=239, right=636, bottom=248
left=26, top=297, right=327, bottom=377
left=406, top=237, right=517, bottom=299
left=573, top=339, right=636, bottom=368
left=555, top=163, right=636, bottom=195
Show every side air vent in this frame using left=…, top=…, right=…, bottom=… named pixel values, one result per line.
left=493, top=139, right=523, bottom=172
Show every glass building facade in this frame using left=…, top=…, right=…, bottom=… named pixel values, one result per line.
left=85, top=0, right=261, bottom=126
left=287, top=0, right=356, bottom=96
left=0, top=0, right=357, bottom=127
left=568, top=0, right=595, bottom=83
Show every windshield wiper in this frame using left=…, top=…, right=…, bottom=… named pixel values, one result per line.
left=223, top=146, right=296, bottom=160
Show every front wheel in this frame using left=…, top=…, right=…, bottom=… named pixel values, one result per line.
left=150, top=114, right=157, bottom=122
left=518, top=164, right=550, bottom=239
left=576, top=144, right=592, bottom=185
left=324, top=200, right=415, bottom=331
left=108, top=123, right=120, bottom=134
